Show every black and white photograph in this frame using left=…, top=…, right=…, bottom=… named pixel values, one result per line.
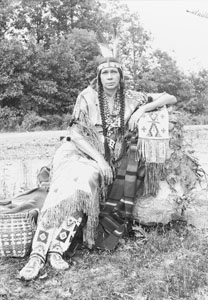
left=0, top=0, right=208, bottom=299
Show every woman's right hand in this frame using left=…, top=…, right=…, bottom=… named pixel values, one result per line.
left=128, top=106, right=146, bottom=131
left=97, top=157, right=113, bottom=185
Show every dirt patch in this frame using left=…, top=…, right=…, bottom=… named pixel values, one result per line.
left=0, top=130, right=67, bottom=160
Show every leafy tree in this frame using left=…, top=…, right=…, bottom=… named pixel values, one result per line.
left=10, top=0, right=108, bottom=46
left=10, top=0, right=54, bottom=45
left=66, top=29, right=101, bottom=87
left=0, top=29, right=100, bottom=118
left=133, top=49, right=202, bottom=115
left=184, top=69, right=208, bottom=115
left=0, top=38, right=26, bottom=109
left=1, top=0, right=208, bottom=130
left=120, top=14, right=152, bottom=89
left=0, top=0, right=15, bottom=39
left=189, top=69, right=208, bottom=97
left=99, top=1, right=152, bottom=89
left=30, top=29, right=100, bottom=115
left=49, top=0, right=107, bottom=34
left=144, top=50, right=182, bottom=95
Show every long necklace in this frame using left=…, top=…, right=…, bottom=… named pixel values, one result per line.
left=99, top=89, right=125, bottom=163
left=103, top=93, right=120, bottom=130
left=102, top=93, right=121, bottom=156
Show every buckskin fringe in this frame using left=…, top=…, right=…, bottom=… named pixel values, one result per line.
left=40, top=189, right=100, bottom=245
left=136, top=138, right=169, bottom=197
left=143, top=163, right=165, bottom=196
left=136, top=138, right=170, bottom=164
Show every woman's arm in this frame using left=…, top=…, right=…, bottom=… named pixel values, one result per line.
left=128, top=92, right=177, bottom=131
left=146, top=92, right=177, bottom=110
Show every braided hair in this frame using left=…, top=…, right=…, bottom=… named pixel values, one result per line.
left=97, top=57, right=126, bottom=163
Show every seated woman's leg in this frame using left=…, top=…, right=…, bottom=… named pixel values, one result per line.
left=19, top=142, right=101, bottom=280
left=19, top=214, right=83, bottom=280
left=41, top=158, right=101, bottom=248
left=48, top=215, right=82, bottom=270
left=19, top=220, right=56, bottom=280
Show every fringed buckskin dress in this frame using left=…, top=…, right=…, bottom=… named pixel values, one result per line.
left=28, top=85, right=148, bottom=261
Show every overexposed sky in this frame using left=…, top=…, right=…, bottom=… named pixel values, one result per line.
left=122, top=0, right=208, bottom=73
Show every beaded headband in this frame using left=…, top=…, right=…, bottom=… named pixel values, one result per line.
left=97, top=61, right=122, bottom=73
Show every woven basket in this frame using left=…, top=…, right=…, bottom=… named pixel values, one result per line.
left=0, top=209, right=38, bottom=258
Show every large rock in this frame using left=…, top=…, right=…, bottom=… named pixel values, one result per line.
left=133, top=181, right=183, bottom=225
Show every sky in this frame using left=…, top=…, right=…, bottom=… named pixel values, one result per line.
left=121, top=0, right=208, bottom=73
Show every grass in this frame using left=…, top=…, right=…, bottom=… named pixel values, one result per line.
left=1, top=130, right=208, bottom=300
left=1, top=223, right=208, bottom=300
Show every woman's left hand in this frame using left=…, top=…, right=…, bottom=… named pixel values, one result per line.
left=128, top=106, right=146, bottom=131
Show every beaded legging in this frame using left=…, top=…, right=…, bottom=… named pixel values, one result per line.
left=30, top=216, right=82, bottom=263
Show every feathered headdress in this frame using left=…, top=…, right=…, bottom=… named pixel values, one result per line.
left=97, top=24, right=122, bottom=72
left=98, top=24, right=119, bottom=58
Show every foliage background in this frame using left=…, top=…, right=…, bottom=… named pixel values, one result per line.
left=0, top=0, right=208, bottom=131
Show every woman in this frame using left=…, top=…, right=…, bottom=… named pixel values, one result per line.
left=19, top=57, right=177, bottom=280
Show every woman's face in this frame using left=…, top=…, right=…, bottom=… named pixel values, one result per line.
left=100, top=67, right=120, bottom=91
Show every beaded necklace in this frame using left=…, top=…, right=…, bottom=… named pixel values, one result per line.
left=98, top=83, right=126, bottom=164
left=103, top=93, right=120, bottom=133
